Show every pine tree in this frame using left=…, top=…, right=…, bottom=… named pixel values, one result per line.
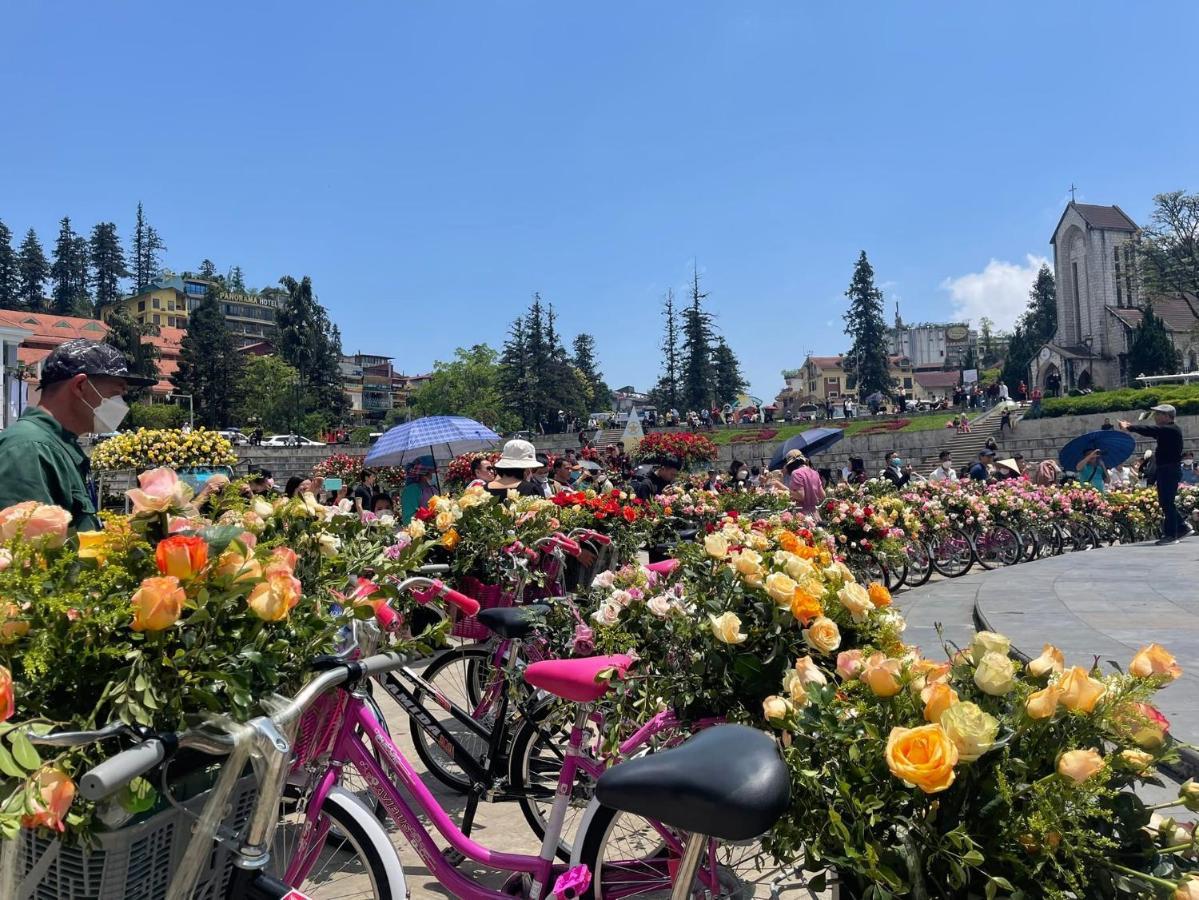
left=842, top=251, right=894, bottom=400
left=680, top=267, right=715, bottom=412
left=0, top=220, right=19, bottom=310
left=175, top=291, right=243, bottom=427
left=710, top=337, right=748, bottom=406
left=50, top=217, right=88, bottom=315
left=276, top=275, right=350, bottom=426
left=70, top=236, right=91, bottom=312
left=17, top=228, right=49, bottom=310
left=1001, top=264, right=1057, bottom=393
left=228, top=265, right=246, bottom=294
left=653, top=289, right=681, bottom=412
left=89, top=222, right=129, bottom=312
left=499, top=316, right=532, bottom=427
left=130, top=203, right=167, bottom=293
left=198, top=259, right=218, bottom=280
left=103, top=311, right=160, bottom=401
left=571, top=333, right=611, bottom=410
left=1127, top=305, right=1179, bottom=379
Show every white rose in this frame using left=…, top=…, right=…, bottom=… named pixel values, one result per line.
left=317, top=532, right=341, bottom=557
left=704, top=532, right=729, bottom=559
left=837, top=582, right=873, bottom=623
left=591, top=602, right=621, bottom=626
left=647, top=595, right=672, bottom=618
left=592, top=570, right=616, bottom=589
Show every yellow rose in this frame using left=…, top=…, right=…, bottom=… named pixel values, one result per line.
left=406, top=519, right=426, bottom=540
left=435, top=510, right=456, bottom=532
left=762, top=695, right=790, bottom=722
left=921, top=682, right=958, bottom=724
left=765, top=571, right=799, bottom=608
left=441, top=528, right=460, bottom=550
left=130, top=576, right=186, bottom=632
left=731, top=549, right=763, bottom=577
left=970, top=631, right=1011, bottom=664
left=939, top=701, right=999, bottom=762
left=1176, top=875, right=1199, bottom=900
left=708, top=612, right=747, bottom=644
left=973, top=651, right=1016, bottom=696
left=823, top=561, right=855, bottom=584
left=1129, top=644, right=1182, bottom=682
left=791, top=655, right=828, bottom=687
left=885, top=724, right=958, bottom=793
left=836, top=582, right=873, bottom=623
left=1119, top=749, right=1154, bottom=772
left=317, top=532, right=341, bottom=557
left=247, top=573, right=303, bottom=622
left=0, top=602, right=30, bottom=642
left=1057, top=666, right=1106, bottom=713
left=1057, top=748, right=1104, bottom=783
left=802, top=616, right=841, bottom=655
left=1026, top=685, right=1061, bottom=720
left=1027, top=643, right=1065, bottom=678
left=76, top=530, right=109, bottom=563
left=252, top=498, right=274, bottom=518
left=783, top=554, right=818, bottom=583
left=862, top=652, right=902, bottom=698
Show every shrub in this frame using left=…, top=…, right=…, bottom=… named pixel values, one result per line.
left=1038, top=384, right=1199, bottom=418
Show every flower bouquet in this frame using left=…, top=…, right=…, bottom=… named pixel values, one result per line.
left=632, top=431, right=718, bottom=467
left=90, top=428, right=237, bottom=472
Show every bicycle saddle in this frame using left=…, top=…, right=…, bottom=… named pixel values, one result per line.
left=524, top=654, right=631, bottom=703
left=595, top=724, right=790, bottom=842
left=477, top=605, right=549, bottom=640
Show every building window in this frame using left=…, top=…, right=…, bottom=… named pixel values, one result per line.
left=184, top=282, right=207, bottom=296
left=1071, top=261, right=1083, bottom=340
left=903, top=377, right=913, bottom=389
left=152, top=298, right=161, bottom=310
left=153, top=314, right=161, bottom=325
left=1114, top=246, right=1122, bottom=307
left=138, top=300, right=146, bottom=312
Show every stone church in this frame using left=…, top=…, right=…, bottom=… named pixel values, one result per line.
left=1031, top=201, right=1199, bottom=393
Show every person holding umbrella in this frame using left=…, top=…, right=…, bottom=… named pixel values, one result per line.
left=1119, top=404, right=1188, bottom=544
left=1076, top=447, right=1108, bottom=493
left=784, top=449, right=824, bottom=516
left=400, top=456, right=438, bottom=523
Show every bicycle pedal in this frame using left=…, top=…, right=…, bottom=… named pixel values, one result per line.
left=442, top=847, right=467, bottom=866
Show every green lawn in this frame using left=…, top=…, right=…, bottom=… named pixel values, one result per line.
left=704, top=411, right=962, bottom=444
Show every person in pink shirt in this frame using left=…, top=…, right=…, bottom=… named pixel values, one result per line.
left=784, top=449, right=825, bottom=516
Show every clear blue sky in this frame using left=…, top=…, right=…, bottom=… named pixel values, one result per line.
left=3, top=2, right=1197, bottom=401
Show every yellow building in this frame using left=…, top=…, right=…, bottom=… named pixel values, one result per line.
left=99, top=275, right=210, bottom=330
left=776, top=354, right=917, bottom=416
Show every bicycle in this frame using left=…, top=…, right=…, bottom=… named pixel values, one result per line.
left=927, top=525, right=976, bottom=578
left=970, top=522, right=1022, bottom=569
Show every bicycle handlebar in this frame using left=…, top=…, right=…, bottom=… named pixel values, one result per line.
left=569, top=528, right=611, bottom=546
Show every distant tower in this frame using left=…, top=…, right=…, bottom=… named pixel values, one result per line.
left=894, top=302, right=903, bottom=330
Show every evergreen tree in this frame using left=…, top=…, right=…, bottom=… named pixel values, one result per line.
left=710, top=337, right=748, bottom=406
left=842, top=251, right=894, bottom=400
left=1127, top=305, right=1179, bottom=379
left=276, top=275, right=350, bottom=425
left=17, top=228, right=49, bottom=310
left=1000, top=264, right=1057, bottom=393
left=652, top=289, right=681, bottom=412
left=571, top=333, right=611, bottom=410
left=197, top=259, right=218, bottom=280
left=499, top=316, right=532, bottom=427
left=70, top=236, right=91, bottom=312
left=0, top=220, right=19, bottom=310
left=130, top=203, right=167, bottom=293
left=228, top=265, right=247, bottom=294
left=175, top=291, right=243, bottom=427
left=680, top=267, right=715, bottom=412
left=89, top=222, right=129, bottom=312
left=50, top=217, right=90, bottom=315
left=103, top=311, right=160, bottom=402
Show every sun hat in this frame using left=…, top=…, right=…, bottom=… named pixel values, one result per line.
left=784, top=448, right=808, bottom=465
left=496, top=439, right=541, bottom=469
left=1150, top=404, right=1177, bottom=416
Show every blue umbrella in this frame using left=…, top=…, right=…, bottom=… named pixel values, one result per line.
left=365, top=416, right=500, bottom=468
left=1058, top=430, right=1136, bottom=472
left=768, top=427, right=845, bottom=470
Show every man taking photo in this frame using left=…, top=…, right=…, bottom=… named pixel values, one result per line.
left=1120, top=404, right=1189, bottom=545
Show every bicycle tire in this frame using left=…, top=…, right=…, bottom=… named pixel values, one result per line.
left=902, top=539, right=933, bottom=588
left=270, top=784, right=406, bottom=899
left=930, top=527, right=974, bottom=578
left=409, top=643, right=504, bottom=793
left=974, top=524, right=1022, bottom=570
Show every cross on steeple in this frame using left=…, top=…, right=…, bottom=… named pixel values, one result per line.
left=1069, top=183, right=1078, bottom=203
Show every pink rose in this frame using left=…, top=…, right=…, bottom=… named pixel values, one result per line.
left=836, top=649, right=864, bottom=680
left=0, top=502, right=39, bottom=541
left=127, top=467, right=191, bottom=514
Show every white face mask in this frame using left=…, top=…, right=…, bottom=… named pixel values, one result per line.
left=85, top=381, right=130, bottom=433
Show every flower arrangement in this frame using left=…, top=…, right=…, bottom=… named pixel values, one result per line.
left=90, top=428, right=237, bottom=472
left=632, top=431, right=718, bottom=467
left=445, top=451, right=500, bottom=487
left=312, top=452, right=367, bottom=484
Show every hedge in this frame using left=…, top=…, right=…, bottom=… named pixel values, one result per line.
left=1035, top=384, right=1199, bottom=418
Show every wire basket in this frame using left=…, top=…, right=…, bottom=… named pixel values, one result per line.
left=451, top=577, right=514, bottom=640
left=13, top=774, right=257, bottom=900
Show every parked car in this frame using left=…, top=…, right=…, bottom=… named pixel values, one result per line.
left=216, top=429, right=249, bottom=446
left=262, top=434, right=324, bottom=447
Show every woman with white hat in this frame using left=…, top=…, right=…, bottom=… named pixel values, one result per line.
left=485, top=439, right=545, bottom=500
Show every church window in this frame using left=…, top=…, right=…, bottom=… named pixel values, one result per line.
left=1124, top=246, right=1135, bottom=306
left=1114, top=246, right=1122, bottom=306
left=1071, top=261, right=1083, bottom=340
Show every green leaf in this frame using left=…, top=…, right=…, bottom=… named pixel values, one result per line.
left=10, top=732, right=40, bottom=770
left=0, top=743, right=25, bottom=778
left=118, top=777, right=157, bottom=814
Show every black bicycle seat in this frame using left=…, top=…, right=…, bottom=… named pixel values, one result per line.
left=477, top=605, right=549, bottom=640
left=595, top=724, right=790, bottom=842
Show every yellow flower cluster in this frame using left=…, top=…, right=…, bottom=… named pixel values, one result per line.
left=90, top=429, right=238, bottom=472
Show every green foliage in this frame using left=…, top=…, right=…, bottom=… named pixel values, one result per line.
left=103, top=310, right=161, bottom=400
left=1127, top=305, right=1179, bottom=380
left=843, top=251, right=895, bottom=400
left=652, top=288, right=681, bottom=412
left=1038, top=384, right=1199, bottom=418
left=411, top=343, right=519, bottom=432
left=681, top=268, right=715, bottom=411
left=1138, top=190, right=1199, bottom=296
left=127, top=401, right=186, bottom=431
left=88, top=222, right=128, bottom=312
left=49, top=217, right=90, bottom=316
left=176, top=292, right=243, bottom=428
left=711, top=336, right=748, bottom=406
left=1001, top=263, right=1057, bottom=394
left=349, top=426, right=373, bottom=444
left=571, top=332, right=611, bottom=410
left=276, top=275, right=350, bottom=426
left=16, top=227, right=48, bottom=310
left=0, top=219, right=17, bottom=309
left=129, top=202, right=166, bottom=294
left=498, top=295, right=589, bottom=429
left=232, top=354, right=300, bottom=432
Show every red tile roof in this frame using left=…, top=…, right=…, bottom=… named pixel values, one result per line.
left=914, top=371, right=960, bottom=389
left=1107, top=294, right=1199, bottom=332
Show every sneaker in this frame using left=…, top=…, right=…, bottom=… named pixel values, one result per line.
left=1155, top=536, right=1180, bottom=546
left=1183, top=524, right=1195, bottom=538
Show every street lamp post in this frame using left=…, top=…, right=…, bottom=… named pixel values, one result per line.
left=166, top=392, right=194, bottom=429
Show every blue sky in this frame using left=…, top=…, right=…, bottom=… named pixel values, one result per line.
left=3, top=2, right=1197, bottom=401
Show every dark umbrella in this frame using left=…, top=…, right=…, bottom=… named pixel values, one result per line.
left=1058, top=430, right=1136, bottom=472
left=768, top=427, right=845, bottom=470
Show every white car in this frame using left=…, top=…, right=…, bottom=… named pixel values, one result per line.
left=216, top=429, right=249, bottom=446
left=262, top=434, right=325, bottom=447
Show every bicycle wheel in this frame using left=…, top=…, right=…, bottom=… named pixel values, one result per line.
left=1033, top=522, right=1063, bottom=558
left=270, top=785, right=406, bottom=900
left=409, top=644, right=504, bottom=792
left=508, top=699, right=597, bottom=861
left=883, top=554, right=909, bottom=591
left=973, top=525, right=1022, bottom=569
left=902, top=539, right=933, bottom=588
left=1063, top=521, right=1100, bottom=552
left=576, top=804, right=804, bottom=899
left=929, top=528, right=974, bottom=578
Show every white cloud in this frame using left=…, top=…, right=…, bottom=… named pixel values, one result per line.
left=940, top=254, right=1050, bottom=331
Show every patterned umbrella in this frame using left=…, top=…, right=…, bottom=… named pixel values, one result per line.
left=365, top=416, right=500, bottom=468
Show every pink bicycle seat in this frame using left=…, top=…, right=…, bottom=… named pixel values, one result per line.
left=645, top=559, right=679, bottom=576
left=524, top=654, right=633, bottom=703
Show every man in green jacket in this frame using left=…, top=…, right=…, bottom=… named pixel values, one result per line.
left=0, top=339, right=156, bottom=530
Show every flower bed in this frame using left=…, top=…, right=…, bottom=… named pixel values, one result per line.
left=632, top=431, right=718, bottom=466
left=90, top=429, right=237, bottom=471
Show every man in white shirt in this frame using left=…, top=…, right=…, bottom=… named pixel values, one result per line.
left=929, top=450, right=957, bottom=482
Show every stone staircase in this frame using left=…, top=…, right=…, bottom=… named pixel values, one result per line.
left=936, top=404, right=1012, bottom=466
left=593, top=428, right=625, bottom=448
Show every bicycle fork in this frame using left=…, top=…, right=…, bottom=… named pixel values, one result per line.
left=528, top=703, right=591, bottom=900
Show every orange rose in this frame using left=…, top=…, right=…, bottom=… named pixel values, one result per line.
left=0, top=665, right=13, bottom=722
left=266, top=546, right=298, bottom=577
left=862, top=652, right=902, bottom=698
left=778, top=531, right=801, bottom=553
left=790, top=584, right=824, bottom=625
left=1057, top=748, right=1104, bottom=783
left=1027, top=643, right=1065, bottom=678
left=247, top=573, right=303, bottom=622
left=1057, top=666, right=1106, bottom=714
left=441, top=528, right=460, bottom=550
left=155, top=535, right=209, bottom=580
left=130, top=576, right=186, bottom=632
left=1026, top=685, right=1061, bottom=720
left=922, top=682, right=958, bottom=723
left=0, top=602, right=30, bottom=643
left=22, top=768, right=76, bottom=832
left=867, top=582, right=892, bottom=608
left=885, top=725, right=958, bottom=793
left=215, top=547, right=263, bottom=584
left=1129, top=644, right=1182, bottom=682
